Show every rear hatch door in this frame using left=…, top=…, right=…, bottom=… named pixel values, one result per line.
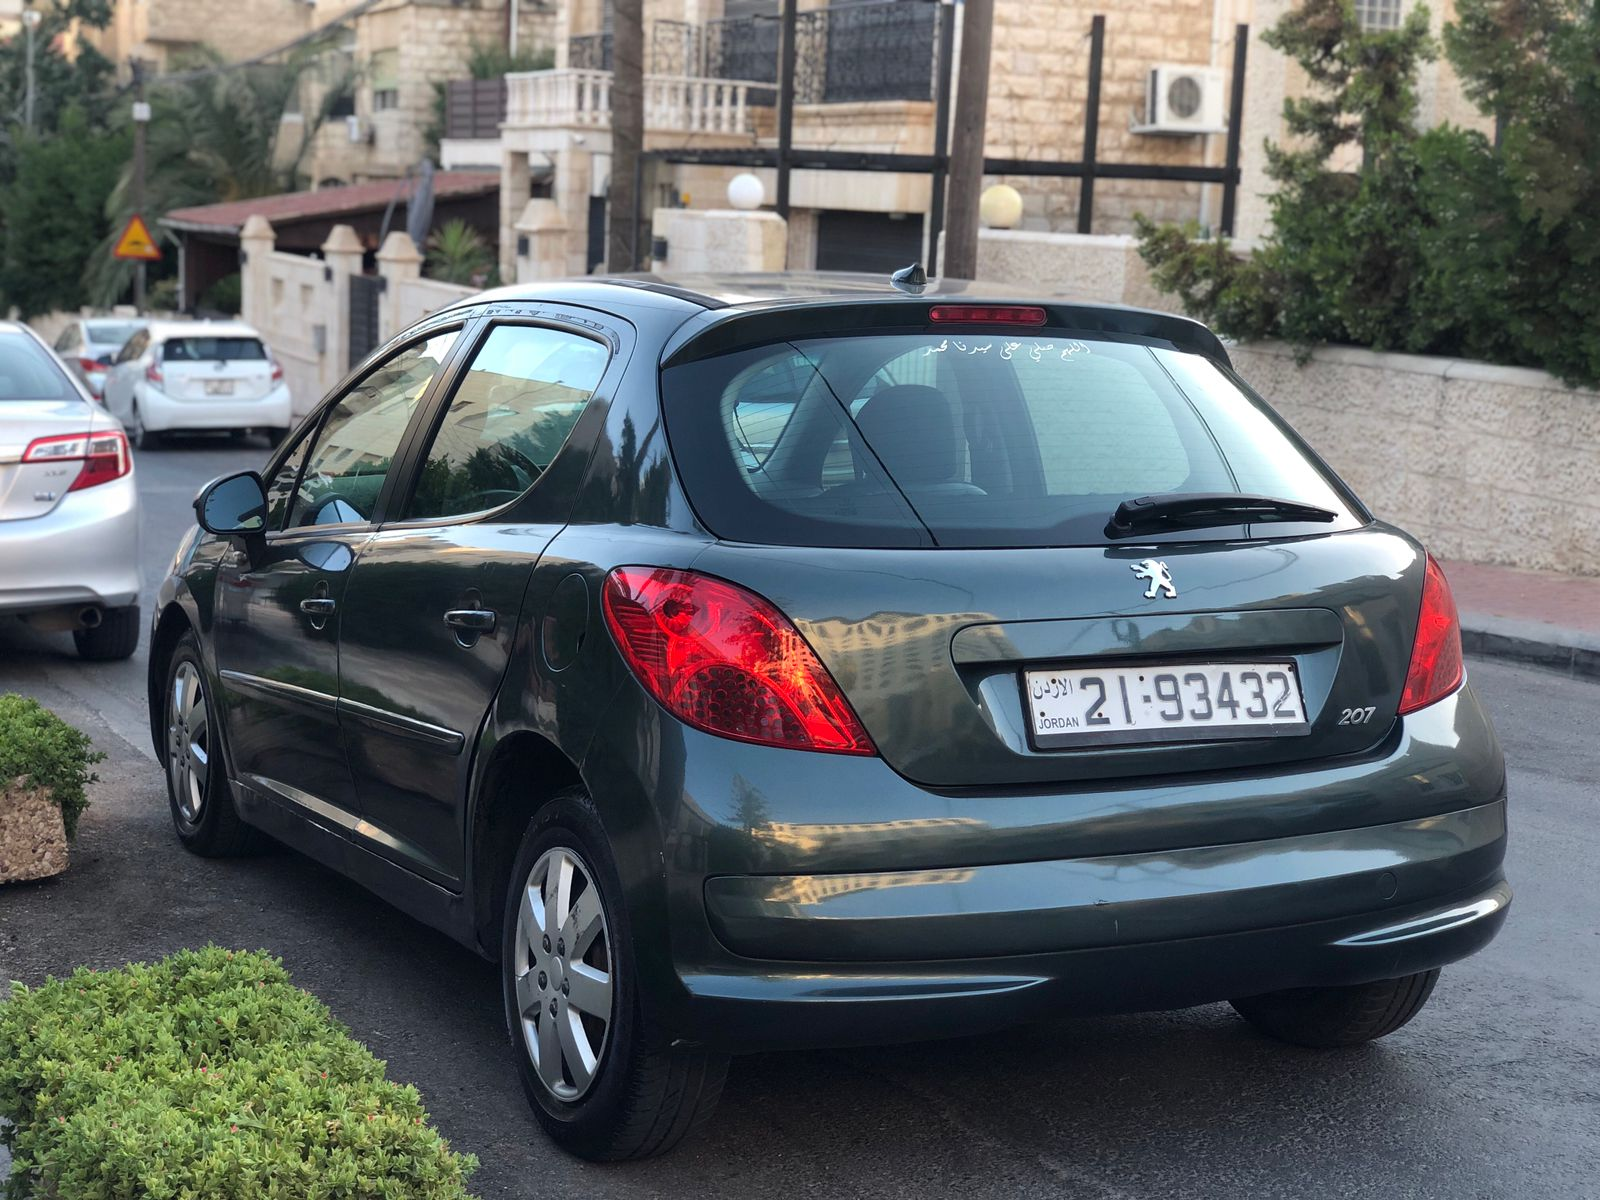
left=159, top=334, right=273, bottom=401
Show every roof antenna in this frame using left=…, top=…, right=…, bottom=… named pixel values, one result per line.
left=890, top=262, right=927, bottom=295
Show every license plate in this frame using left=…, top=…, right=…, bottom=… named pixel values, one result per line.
left=1024, top=661, right=1308, bottom=748
left=204, top=380, right=234, bottom=396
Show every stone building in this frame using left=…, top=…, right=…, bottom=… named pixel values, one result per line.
left=468, top=0, right=1489, bottom=282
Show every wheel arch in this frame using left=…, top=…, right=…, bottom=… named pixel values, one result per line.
left=147, top=601, right=196, bottom=761
left=469, top=728, right=585, bottom=957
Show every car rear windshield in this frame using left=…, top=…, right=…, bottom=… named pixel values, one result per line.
left=163, top=337, right=267, bottom=362
left=85, top=321, right=141, bottom=350
left=0, top=334, right=75, bottom=401
left=660, top=332, right=1363, bottom=548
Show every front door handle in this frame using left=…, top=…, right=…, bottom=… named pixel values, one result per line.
left=300, top=597, right=337, bottom=617
left=443, top=608, right=497, bottom=634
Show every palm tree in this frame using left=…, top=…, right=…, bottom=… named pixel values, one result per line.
left=426, top=219, right=493, bottom=286
left=86, top=42, right=352, bottom=306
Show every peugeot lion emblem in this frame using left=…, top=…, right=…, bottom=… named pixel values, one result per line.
left=1132, top=558, right=1177, bottom=600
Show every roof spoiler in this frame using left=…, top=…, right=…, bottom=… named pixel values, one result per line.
left=661, top=299, right=1232, bottom=371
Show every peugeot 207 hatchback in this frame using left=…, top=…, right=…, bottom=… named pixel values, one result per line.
left=149, top=273, right=1509, bottom=1161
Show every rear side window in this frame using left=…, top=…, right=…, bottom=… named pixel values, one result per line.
left=0, top=334, right=75, bottom=401
left=405, top=324, right=608, bottom=520
left=163, top=337, right=266, bottom=362
left=661, top=333, right=1360, bottom=548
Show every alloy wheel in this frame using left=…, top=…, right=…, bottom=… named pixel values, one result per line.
left=167, top=661, right=210, bottom=824
left=512, top=845, right=614, bottom=1101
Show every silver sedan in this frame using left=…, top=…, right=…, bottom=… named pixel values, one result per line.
left=0, top=321, right=141, bottom=659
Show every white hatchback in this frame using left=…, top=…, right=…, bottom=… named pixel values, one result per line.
left=102, top=320, right=292, bottom=449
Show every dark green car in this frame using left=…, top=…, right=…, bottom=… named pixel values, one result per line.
left=150, top=274, right=1509, bottom=1161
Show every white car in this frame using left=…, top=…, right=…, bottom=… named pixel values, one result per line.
left=0, top=321, right=141, bottom=659
left=102, top=320, right=292, bottom=449
left=52, top=316, right=149, bottom=401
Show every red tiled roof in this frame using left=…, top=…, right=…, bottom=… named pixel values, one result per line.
left=160, top=172, right=499, bottom=235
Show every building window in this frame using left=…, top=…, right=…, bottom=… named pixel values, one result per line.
left=373, top=90, right=399, bottom=111
left=368, top=47, right=399, bottom=113
left=1354, top=0, right=1403, bottom=31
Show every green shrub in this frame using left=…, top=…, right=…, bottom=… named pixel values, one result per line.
left=0, top=947, right=478, bottom=1199
left=0, top=695, right=103, bottom=841
left=1136, top=0, right=1600, bottom=388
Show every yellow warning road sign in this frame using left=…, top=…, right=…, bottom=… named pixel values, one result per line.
left=113, top=215, right=162, bottom=262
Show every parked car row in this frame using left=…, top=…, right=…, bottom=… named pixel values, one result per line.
left=1, top=315, right=294, bottom=660
left=146, top=272, right=1509, bottom=1162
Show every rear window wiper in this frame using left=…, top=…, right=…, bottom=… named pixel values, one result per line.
left=1106, top=492, right=1338, bottom=538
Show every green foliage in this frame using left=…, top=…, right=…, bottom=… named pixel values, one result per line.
left=1135, top=0, right=1600, bottom=387
left=0, top=947, right=479, bottom=1199
left=425, top=219, right=492, bottom=286
left=0, top=695, right=102, bottom=842
left=0, top=107, right=129, bottom=318
left=87, top=42, right=348, bottom=307
left=199, top=271, right=243, bottom=316
left=466, top=41, right=555, bottom=79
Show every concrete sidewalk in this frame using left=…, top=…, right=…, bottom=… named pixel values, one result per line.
left=1443, top=559, right=1600, bottom=681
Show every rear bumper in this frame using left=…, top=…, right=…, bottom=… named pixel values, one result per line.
left=675, top=869, right=1510, bottom=1052
left=139, top=383, right=292, bottom=432
left=0, top=477, right=141, bottom=614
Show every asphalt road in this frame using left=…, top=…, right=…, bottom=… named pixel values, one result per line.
left=2, top=439, right=1596, bottom=1199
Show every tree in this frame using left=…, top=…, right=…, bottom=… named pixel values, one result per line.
left=0, top=107, right=128, bottom=318
left=607, top=0, right=643, bottom=271
left=425, top=219, right=493, bottom=286
left=86, top=43, right=347, bottom=306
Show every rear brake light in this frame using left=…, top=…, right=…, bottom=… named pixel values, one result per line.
left=21, top=431, right=131, bottom=491
left=270, top=359, right=284, bottom=384
left=928, top=305, right=1048, bottom=326
left=1398, top=554, right=1464, bottom=715
left=145, top=361, right=163, bottom=386
left=601, top=567, right=875, bottom=756
left=77, top=357, right=106, bottom=374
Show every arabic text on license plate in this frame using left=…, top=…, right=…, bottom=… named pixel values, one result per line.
left=1024, top=661, right=1308, bottom=748
left=204, top=380, right=234, bottom=396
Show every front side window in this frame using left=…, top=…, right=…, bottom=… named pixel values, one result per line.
left=264, top=428, right=313, bottom=531
left=662, top=333, right=1361, bottom=549
left=117, top=331, right=148, bottom=364
left=287, top=330, right=458, bottom=529
left=405, top=324, right=608, bottom=520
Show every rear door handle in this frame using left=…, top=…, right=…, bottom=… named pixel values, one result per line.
left=443, top=609, right=497, bottom=634
left=300, top=598, right=337, bottom=617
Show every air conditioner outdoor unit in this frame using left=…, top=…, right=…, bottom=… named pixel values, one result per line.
left=1134, top=64, right=1226, bottom=135
left=346, top=115, right=363, bottom=143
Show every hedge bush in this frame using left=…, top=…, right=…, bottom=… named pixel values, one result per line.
left=1137, top=0, right=1600, bottom=389
left=0, top=947, right=479, bottom=1199
left=0, top=694, right=103, bottom=841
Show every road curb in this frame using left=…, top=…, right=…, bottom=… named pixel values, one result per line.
left=1462, top=614, right=1600, bottom=683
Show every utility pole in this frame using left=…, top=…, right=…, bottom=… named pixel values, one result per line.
left=775, top=0, right=796, bottom=220
left=22, top=7, right=41, bottom=132
left=607, top=0, right=644, bottom=272
left=131, top=59, right=151, bottom=313
left=942, top=0, right=994, bottom=280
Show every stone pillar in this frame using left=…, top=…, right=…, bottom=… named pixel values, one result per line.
left=320, top=224, right=363, bottom=387
left=500, top=149, right=532, bottom=281
left=515, top=198, right=570, bottom=283
left=651, top=208, right=788, bottom=273
left=1233, top=0, right=1291, bottom=245
left=376, top=231, right=424, bottom=343
left=238, top=215, right=275, bottom=330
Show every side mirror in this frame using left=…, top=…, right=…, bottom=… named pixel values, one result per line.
left=194, top=472, right=269, bottom=558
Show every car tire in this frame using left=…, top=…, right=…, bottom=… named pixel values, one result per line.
left=264, top=426, right=291, bottom=448
left=161, top=632, right=259, bottom=857
left=1231, top=968, right=1441, bottom=1049
left=129, top=403, right=160, bottom=451
left=500, top=786, right=727, bottom=1161
left=73, top=604, right=140, bottom=661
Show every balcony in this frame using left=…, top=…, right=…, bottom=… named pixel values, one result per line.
left=504, top=68, right=764, bottom=137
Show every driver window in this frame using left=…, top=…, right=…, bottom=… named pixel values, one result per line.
left=404, top=324, right=608, bottom=520
left=287, top=329, right=458, bottom=529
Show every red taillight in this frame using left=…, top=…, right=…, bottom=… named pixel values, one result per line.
left=1398, top=554, right=1464, bottom=715
left=928, top=305, right=1048, bottom=326
left=77, top=357, right=105, bottom=374
left=145, top=361, right=163, bottom=386
left=601, top=567, right=875, bottom=756
left=271, top=360, right=284, bottom=384
left=21, top=431, right=131, bottom=491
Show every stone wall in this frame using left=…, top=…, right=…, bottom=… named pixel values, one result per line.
left=964, top=229, right=1166, bottom=309
left=1232, top=344, right=1600, bottom=576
